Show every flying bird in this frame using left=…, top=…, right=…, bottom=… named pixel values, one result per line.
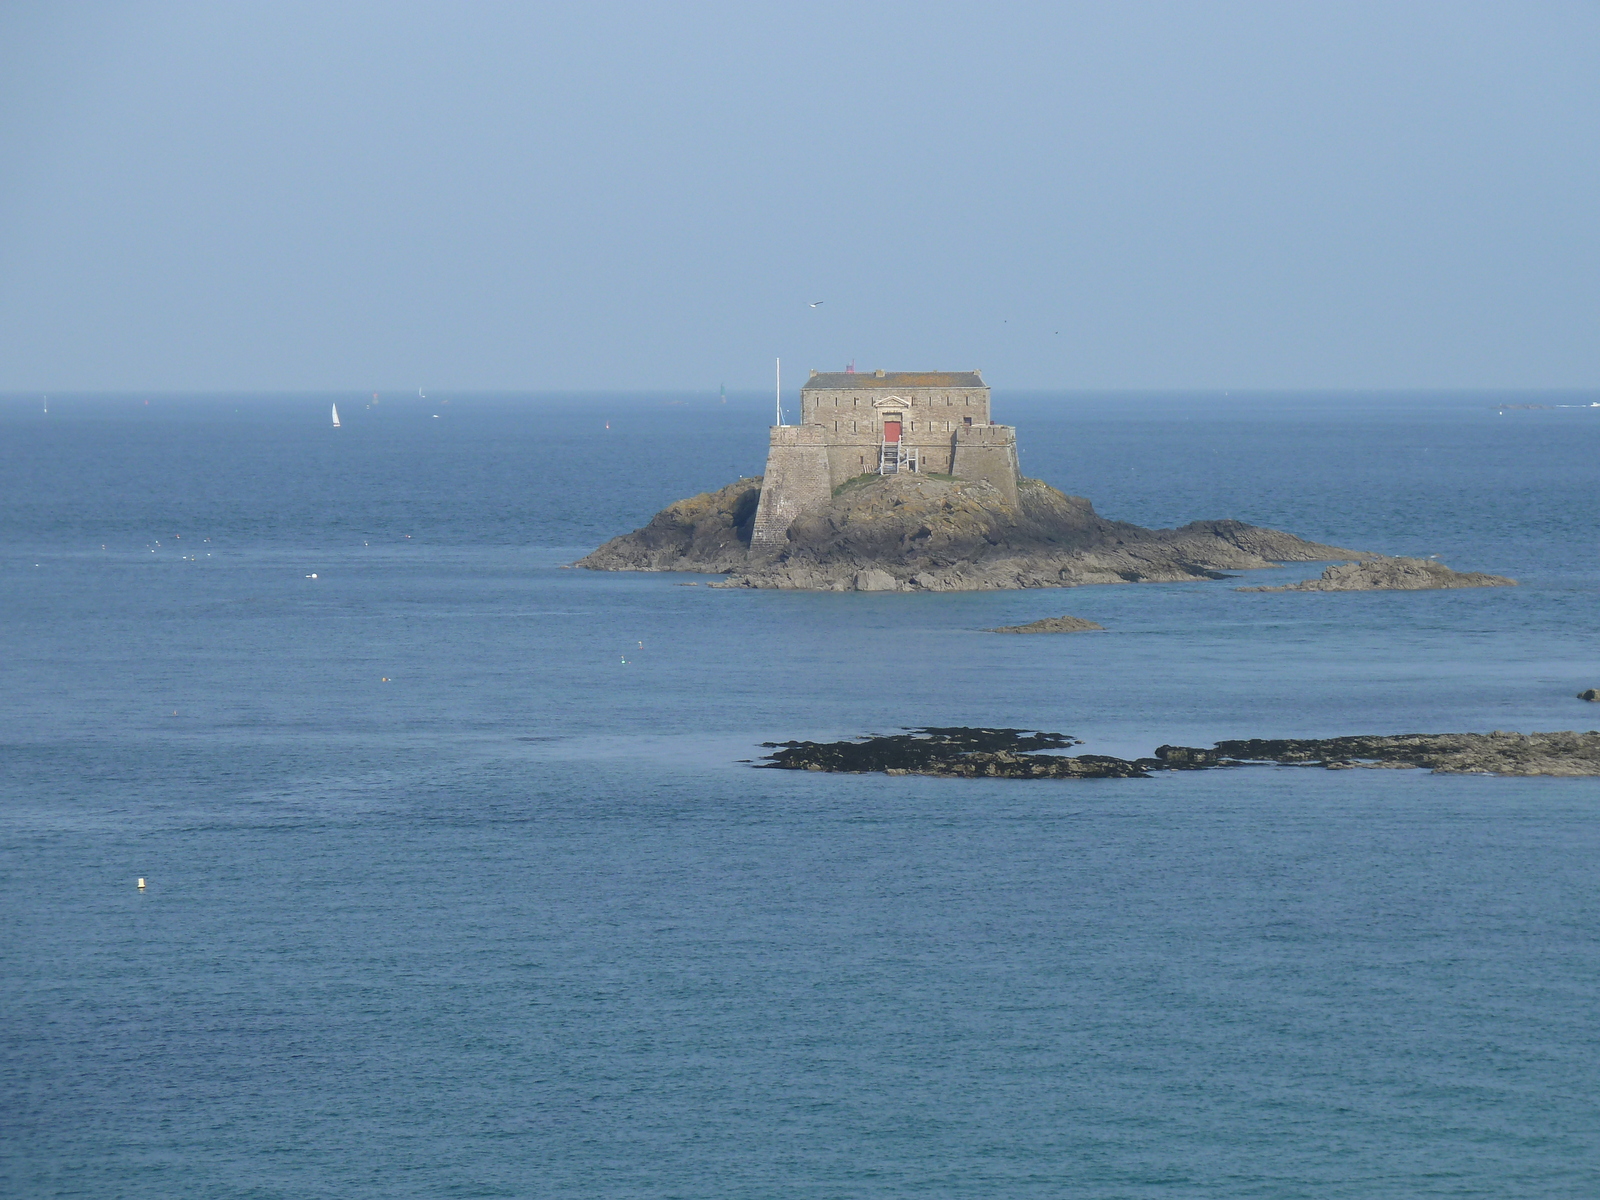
left=809, top=300, right=824, bottom=307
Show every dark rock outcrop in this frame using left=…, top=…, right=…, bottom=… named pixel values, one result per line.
left=1156, top=731, right=1600, bottom=776
left=1579, top=689, right=1600, bottom=702
left=1237, top=556, right=1516, bottom=592
left=755, top=728, right=1600, bottom=779
left=757, top=728, right=1155, bottom=778
left=988, top=615, right=1106, bottom=633
left=578, top=473, right=1364, bottom=592
left=577, top=477, right=762, bottom=574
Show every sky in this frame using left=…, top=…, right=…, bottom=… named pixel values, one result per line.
left=1, top=1, right=1597, bottom=393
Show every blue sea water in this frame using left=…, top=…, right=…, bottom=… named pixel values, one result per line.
left=2, top=390, right=1599, bottom=1198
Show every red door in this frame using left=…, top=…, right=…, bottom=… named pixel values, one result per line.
left=883, top=420, right=902, bottom=442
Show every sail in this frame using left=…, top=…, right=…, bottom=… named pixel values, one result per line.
left=331, top=404, right=341, bottom=428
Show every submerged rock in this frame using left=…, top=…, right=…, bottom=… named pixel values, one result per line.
left=578, top=473, right=1363, bottom=592
left=988, top=615, right=1106, bottom=633
left=1237, top=556, right=1516, bottom=592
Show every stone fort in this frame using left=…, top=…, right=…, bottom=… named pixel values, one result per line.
left=750, top=369, right=1020, bottom=546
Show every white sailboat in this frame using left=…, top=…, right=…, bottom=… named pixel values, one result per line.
left=331, top=403, right=341, bottom=428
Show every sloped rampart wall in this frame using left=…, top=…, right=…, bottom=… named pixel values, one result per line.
left=751, top=428, right=832, bottom=547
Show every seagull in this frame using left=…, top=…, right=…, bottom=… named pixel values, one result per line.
left=809, top=300, right=824, bottom=307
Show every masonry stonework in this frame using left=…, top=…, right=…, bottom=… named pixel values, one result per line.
left=749, top=428, right=832, bottom=546
left=750, top=370, right=1021, bottom=546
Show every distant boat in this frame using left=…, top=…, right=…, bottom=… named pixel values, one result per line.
left=331, top=404, right=341, bottom=428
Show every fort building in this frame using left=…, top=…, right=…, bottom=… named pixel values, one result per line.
left=750, top=369, right=1020, bottom=547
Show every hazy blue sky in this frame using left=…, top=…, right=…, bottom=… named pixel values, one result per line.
left=2, top=1, right=1596, bottom=392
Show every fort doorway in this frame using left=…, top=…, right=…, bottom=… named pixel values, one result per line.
left=883, top=418, right=902, bottom=442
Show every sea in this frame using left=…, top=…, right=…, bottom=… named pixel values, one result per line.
left=3, top=390, right=1598, bottom=1198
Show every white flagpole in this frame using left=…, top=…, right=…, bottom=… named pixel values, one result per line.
left=775, top=357, right=782, bottom=426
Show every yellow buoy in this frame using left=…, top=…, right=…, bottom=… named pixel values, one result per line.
left=137, top=878, right=146, bottom=890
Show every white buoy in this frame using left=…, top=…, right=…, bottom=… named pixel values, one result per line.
left=137, top=878, right=146, bottom=890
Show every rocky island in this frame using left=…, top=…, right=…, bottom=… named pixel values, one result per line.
left=577, top=369, right=1514, bottom=592
left=577, top=473, right=1364, bottom=591
left=759, top=728, right=1600, bottom=778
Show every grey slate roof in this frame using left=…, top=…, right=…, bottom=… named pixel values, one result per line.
left=802, top=371, right=985, bottom=390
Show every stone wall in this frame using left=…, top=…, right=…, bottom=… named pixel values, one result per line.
left=800, top=385, right=991, bottom=426
left=950, top=425, right=1020, bottom=505
left=750, top=427, right=832, bottom=547
left=752, top=376, right=1022, bottom=543
left=820, top=430, right=956, bottom=483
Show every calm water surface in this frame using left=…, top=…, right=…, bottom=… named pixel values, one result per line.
left=3, top=391, right=1599, bottom=1197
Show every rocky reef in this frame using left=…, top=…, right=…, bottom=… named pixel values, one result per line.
left=1238, top=556, right=1516, bottom=592
left=757, top=728, right=1155, bottom=778
left=988, top=615, right=1106, bottom=633
left=1156, top=732, right=1600, bottom=776
left=757, top=728, right=1600, bottom=778
left=577, top=473, right=1365, bottom=592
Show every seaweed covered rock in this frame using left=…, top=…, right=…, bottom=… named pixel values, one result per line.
left=1156, top=731, right=1600, bottom=776
left=758, top=727, right=1153, bottom=778
left=756, top=727, right=1600, bottom=780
